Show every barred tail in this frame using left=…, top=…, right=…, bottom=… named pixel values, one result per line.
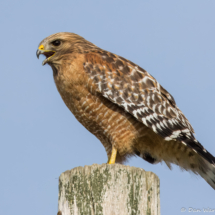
left=135, top=138, right=215, bottom=190
left=196, top=153, right=215, bottom=190
left=181, top=139, right=215, bottom=189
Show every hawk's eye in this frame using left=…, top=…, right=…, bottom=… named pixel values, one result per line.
left=52, top=40, right=61, bottom=46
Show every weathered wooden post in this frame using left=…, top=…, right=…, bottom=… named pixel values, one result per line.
left=58, top=164, right=160, bottom=215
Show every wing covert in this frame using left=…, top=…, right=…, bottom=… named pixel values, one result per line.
left=83, top=50, right=195, bottom=143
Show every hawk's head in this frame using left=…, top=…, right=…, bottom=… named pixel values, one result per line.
left=36, top=32, right=96, bottom=65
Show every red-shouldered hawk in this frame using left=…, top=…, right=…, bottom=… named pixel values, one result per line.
left=36, top=32, right=215, bottom=189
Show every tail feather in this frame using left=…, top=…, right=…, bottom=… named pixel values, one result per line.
left=197, top=156, right=215, bottom=189
left=180, top=136, right=215, bottom=166
left=136, top=138, right=215, bottom=190
left=180, top=138, right=215, bottom=189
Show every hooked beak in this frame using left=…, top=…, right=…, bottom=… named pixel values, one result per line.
left=36, top=45, right=56, bottom=65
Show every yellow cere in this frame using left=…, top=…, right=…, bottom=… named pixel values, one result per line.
left=38, top=45, right=44, bottom=50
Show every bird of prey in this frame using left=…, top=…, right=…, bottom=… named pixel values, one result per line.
left=37, top=32, right=215, bottom=189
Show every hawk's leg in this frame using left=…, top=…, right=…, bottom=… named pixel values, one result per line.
left=108, top=146, right=117, bottom=164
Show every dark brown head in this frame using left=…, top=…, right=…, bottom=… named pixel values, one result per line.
left=36, top=32, right=97, bottom=65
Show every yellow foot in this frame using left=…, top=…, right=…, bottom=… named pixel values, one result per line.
left=108, top=146, right=117, bottom=164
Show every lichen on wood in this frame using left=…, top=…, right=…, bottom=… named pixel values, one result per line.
left=58, top=164, right=160, bottom=215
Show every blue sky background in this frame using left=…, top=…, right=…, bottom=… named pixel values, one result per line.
left=1, top=1, right=215, bottom=214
